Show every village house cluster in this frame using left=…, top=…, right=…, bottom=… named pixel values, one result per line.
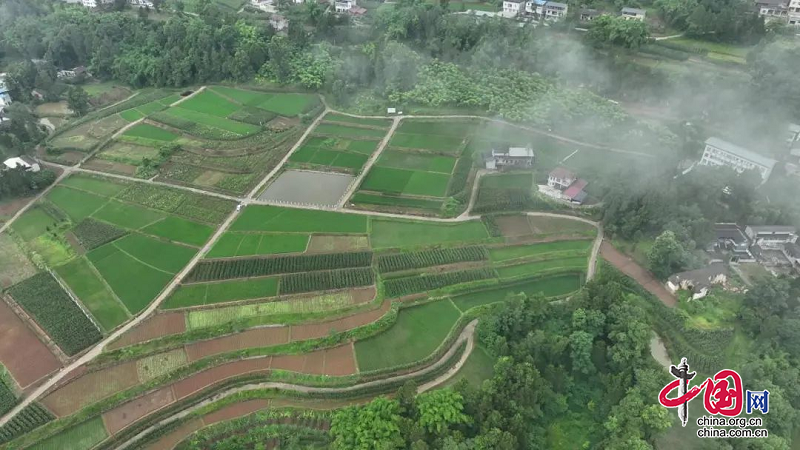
left=756, top=0, right=800, bottom=25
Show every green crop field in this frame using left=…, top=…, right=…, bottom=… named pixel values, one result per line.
left=92, top=200, right=166, bottom=230
left=60, top=175, right=128, bottom=197
left=452, top=273, right=582, bottom=311
left=231, top=206, right=368, bottom=233
left=397, top=121, right=476, bottom=136
left=489, top=240, right=593, bottom=262
left=360, top=167, right=450, bottom=197
left=323, top=113, right=390, bottom=128
left=30, top=417, right=108, bottom=450
left=207, top=232, right=309, bottom=258
left=163, top=277, right=279, bottom=308
left=389, top=133, right=464, bottom=153
left=496, top=256, right=587, bottom=280
left=47, top=187, right=108, bottom=223
left=209, top=86, right=273, bottom=106
left=56, top=257, right=129, bottom=331
left=12, top=207, right=60, bottom=241
left=177, top=90, right=241, bottom=117
left=98, top=142, right=160, bottom=164
left=370, top=218, right=489, bottom=248
left=289, top=146, right=369, bottom=171
left=377, top=151, right=456, bottom=173
left=123, top=123, right=179, bottom=142
left=185, top=290, right=356, bottom=329
left=257, top=93, right=317, bottom=116
left=346, top=139, right=380, bottom=154
left=112, top=233, right=196, bottom=273
left=141, top=217, right=213, bottom=247
left=119, top=109, right=144, bottom=122
left=355, top=300, right=461, bottom=371
left=351, top=193, right=443, bottom=211
left=87, top=242, right=176, bottom=313
left=313, top=123, right=387, bottom=138
left=165, top=108, right=259, bottom=135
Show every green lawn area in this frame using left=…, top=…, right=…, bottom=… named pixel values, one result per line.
left=441, top=345, right=495, bottom=388
left=112, top=233, right=196, bottom=274
left=313, top=123, right=387, bottom=138
left=60, top=175, right=128, bottom=197
left=396, top=121, right=475, bottom=136
left=230, top=206, right=368, bottom=233
left=370, top=218, right=489, bottom=249
left=496, top=256, right=587, bottom=280
left=403, top=171, right=450, bottom=197
left=377, top=150, right=456, bottom=174
left=678, top=289, right=742, bottom=330
left=489, top=240, right=593, bottom=262
left=56, top=257, right=129, bottom=331
left=452, top=273, right=582, bottom=311
left=163, top=277, right=279, bottom=309
left=665, top=36, right=752, bottom=58
left=91, top=200, right=166, bottom=230
left=209, top=86, right=273, bottom=106
left=177, top=90, right=241, bottom=117
left=12, top=207, right=60, bottom=241
left=123, top=123, right=179, bottom=141
left=206, top=232, right=309, bottom=258
left=141, top=216, right=214, bottom=247
left=355, top=299, right=462, bottom=371
left=323, top=113, right=390, bottom=128
left=30, top=417, right=108, bottom=450
left=361, top=166, right=450, bottom=197
left=119, top=109, right=144, bottom=122
left=256, top=93, right=317, bottom=116
left=47, top=187, right=108, bottom=223
left=389, top=133, right=464, bottom=154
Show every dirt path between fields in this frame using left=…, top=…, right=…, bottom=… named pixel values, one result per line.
left=600, top=241, right=677, bottom=307
left=115, top=320, right=478, bottom=450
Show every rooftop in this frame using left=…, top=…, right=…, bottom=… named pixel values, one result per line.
left=668, top=263, right=728, bottom=288
left=714, top=223, right=748, bottom=244
left=564, top=179, right=588, bottom=199
left=746, top=225, right=797, bottom=234
left=622, top=7, right=645, bottom=14
left=704, top=137, right=777, bottom=170
left=549, top=167, right=576, bottom=180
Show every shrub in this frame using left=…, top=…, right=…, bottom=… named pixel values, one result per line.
left=384, top=268, right=497, bottom=297
left=0, top=403, right=54, bottom=444
left=280, top=267, right=375, bottom=294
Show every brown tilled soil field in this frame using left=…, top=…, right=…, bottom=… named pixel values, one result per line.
left=0, top=300, right=61, bottom=389
left=42, top=361, right=140, bottom=417
left=323, top=344, right=357, bottom=376
left=289, top=301, right=390, bottom=342
left=109, top=312, right=187, bottom=350
left=202, top=399, right=271, bottom=425
left=185, top=327, right=290, bottom=361
left=172, top=358, right=273, bottom=400
left=306, top=235, right=370, bottom=253
left=103, top=386, right=176, bottom=435
left=82, top=159, right=137, bottom=176
left=600, top=241, right=677, bottom=307
left=144, top=418, right=203, bottom=450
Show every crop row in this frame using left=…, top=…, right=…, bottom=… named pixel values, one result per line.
left=71, top=218, right=127, bottom=251
left=0, top=381, right=16, bottom=417
left=8, top=273, right=103, bottom=356
left=384, top=268, right=497, bottom=297
left=187, top=251, right=373, bottom=282
left=0, top=403, right=54, bottom=444
left=377, top=246, right=488, bottom=273
left=280, top=267, right=375, bottom=294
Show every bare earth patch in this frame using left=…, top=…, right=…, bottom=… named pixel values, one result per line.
left=103, top=386, right=176, bottom=435
left=172, top=357, right=273, bottom=400
left=600, top=241, right=676, bottom=307
left=42, top=361, right=140, bottom=417
left=202, top=399, right=270, bottom=425
left=144, top=417, right=203, bottom=450
left=0, top=298, right=61, bottom=389
left=306, top=235, right=370, bottom=253
left=83, top=158, right=138, bottom=176
left=0, top=234, right=37, bottom=289
left=108, top=312, right=187, bottom=350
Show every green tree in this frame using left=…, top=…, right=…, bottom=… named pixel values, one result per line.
left=569, top=330, right=596, bottom=374
left=416, top=389, right=469, bottom=435
left=330, top=397, right=404, bottom=450
left=66, top=86, right=90, bottom=116
left=647, top=230, right=686, bottom=279
left=586, top=15, right=650, bottom=49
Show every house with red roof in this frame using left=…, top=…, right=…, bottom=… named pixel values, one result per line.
left=547, top=167, right=588, bottom=204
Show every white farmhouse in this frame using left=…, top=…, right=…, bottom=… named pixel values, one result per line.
left=3, top=157, right=41, bottom=173
left=699, top=137, right=777, bottom=183
left=484, top=145, right=534, bottom=170
left=130, top=0, right=155, bottom=7
left=621, top=7, right=646, bottom=20
left=547, top=167, right=576, bottom=190
left=503, top=0, right=524, bottom=16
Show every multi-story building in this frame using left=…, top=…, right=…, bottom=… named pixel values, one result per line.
left=547, top=167, right=576, bottom=190
left=699, top=137, right=777, bottom=183
left=503, top=0, right=524, bottom=16
left=484, top=145, right=534, bottom=170
left=745, top=225, right=797, bottom=247
left=523, top=0, right=568, bottom=19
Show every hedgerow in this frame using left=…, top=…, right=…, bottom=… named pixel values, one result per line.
left=228, top=107, right=276, bottom=126
left=377, top=246, right=488, bottom=273
left=8, top=273, right=102, bottom=356
left=187, top=251, right=374, bottom=282
left=71, top=218, right=127, bottom=250
left=0, top=381, right=16, bottom=417
left=384, top=268, right=497, bottom=298
left=280, top=267, right=375, bottom=294
left=0, top=403, right=54, bottom=444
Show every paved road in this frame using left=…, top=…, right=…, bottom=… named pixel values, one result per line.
left=0, top=105, right=609, bottom=426
left=115, top=320, right=478, bottom=450
left=337, top=116, right=401, bottom=208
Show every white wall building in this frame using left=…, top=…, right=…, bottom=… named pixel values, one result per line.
left=251, top=0, right=276, bottom=12
left=699, top=137, right=777, bottom=183
left=3, top=157, right=40, bottom=173
left=621, top=7, right=646, bottom=20
left=548, top=167, right=576, bottom=190
left=130, top=0, right=155, bottom=7
left=503, top=0, right=524, bottom=16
